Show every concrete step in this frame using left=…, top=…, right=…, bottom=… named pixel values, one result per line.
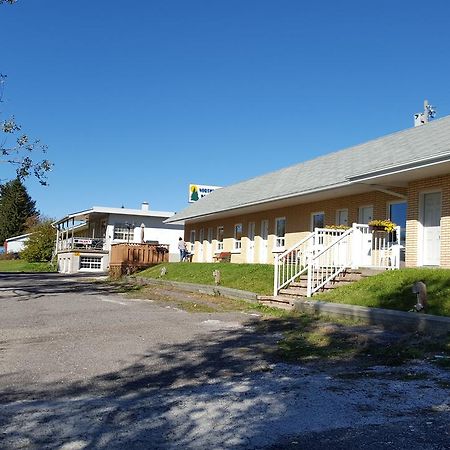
left=256, top=295, right=295, bottom=310
left=279, top=287, right=307, bottom=297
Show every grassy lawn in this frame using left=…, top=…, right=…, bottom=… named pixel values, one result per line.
left=0, top=259, right=56, bottom=272
left=136, top=262, right=274, bottom=295
left=315, top=268, right=450, bottom=317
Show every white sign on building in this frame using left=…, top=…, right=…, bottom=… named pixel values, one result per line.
left=188, top=184, right=221, bottom=203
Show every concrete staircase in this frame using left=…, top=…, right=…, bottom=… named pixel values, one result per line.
left=258, top=268, right=383, bottom=309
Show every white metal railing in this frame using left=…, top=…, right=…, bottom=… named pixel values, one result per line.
left=273, top=223, right=402, bottom=297
left=352, top=224, right=401, bottom=270
left=57, top=236, right=106, bottom=252
left=307, top=227, right=354, bottom=297
left=217, top=241, right=224, bottom=251
left=273, top=232, right=315, bottom=296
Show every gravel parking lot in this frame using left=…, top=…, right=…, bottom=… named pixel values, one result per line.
left=0, top=273, right=449, bottom=449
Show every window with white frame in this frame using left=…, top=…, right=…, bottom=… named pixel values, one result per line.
left=217, top=226, right=224, bottom=251
left=234, top=223, right=243, bottom=250
left=275, top=217, right=286, bottom=248
left=336, top=209, right=349, bottom=226
left=79, top=256, right=102, bottom=270
left=113, top=224, right=134, bottom=242
left=311, top=212, right=325, bottom=231
left=189, top=230, right=195, bottom=253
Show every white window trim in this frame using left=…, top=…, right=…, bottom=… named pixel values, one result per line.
left=274, top=217, right=286, bottom=251
left=311, top=211, right=325, bottom=231
left=113, top=224, right=135, bottom=242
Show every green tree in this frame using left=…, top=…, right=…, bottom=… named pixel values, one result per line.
left=0, top=178, right=37, bottom=242
left=21, top=220, right=56, bottom=262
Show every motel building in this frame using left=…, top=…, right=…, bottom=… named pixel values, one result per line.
left=166, top=112, right=450, bottom=297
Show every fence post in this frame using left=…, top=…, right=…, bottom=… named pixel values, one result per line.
left=273, top=254, right=279, bottom=297
left=351, top=223, right=360, bottom=269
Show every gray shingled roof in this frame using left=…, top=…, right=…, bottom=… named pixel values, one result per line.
left=167, top=116, right=450, bottom=223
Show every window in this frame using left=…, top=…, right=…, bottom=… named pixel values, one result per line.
left=79, top=256, right=102, bottom=270
left=311, top=212, right=325, bottom=230
left=358, top=206, right=373, bottom=224
left=275, top=217, right=286, bottom=248
left=234, top=223, right=243, bottom=250
left=336, top=209, right=348, bottom=226
left=199, top=228, right=204, bottom=244
left=113, top=224, right=134, bottom=242
left=189, top=230, right=196, bottom=253
left=217, top=226, right=224, bottom=251
left=389, top=201, right=407, bottom=244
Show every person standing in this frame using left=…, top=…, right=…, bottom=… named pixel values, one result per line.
left=178, top=237, right=186, bottom=261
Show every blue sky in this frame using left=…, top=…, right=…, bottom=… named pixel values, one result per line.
left=1, top=1, right=450, bottom=219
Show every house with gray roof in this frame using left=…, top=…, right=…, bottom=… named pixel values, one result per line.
left=166, top=115, right=450, bottom=295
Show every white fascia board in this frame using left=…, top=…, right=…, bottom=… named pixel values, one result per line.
left=53, top=206, right=175, bottom=225
left=5, top=233, right=32, bottom=242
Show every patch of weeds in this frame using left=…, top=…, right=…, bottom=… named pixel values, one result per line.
left=361, top=342, right=424, bottom=366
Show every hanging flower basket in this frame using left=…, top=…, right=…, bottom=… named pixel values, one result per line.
left=368, top=219, right=397, bottom=233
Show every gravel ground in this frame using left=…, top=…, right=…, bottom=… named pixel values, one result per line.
left=0, top=273, right=449, bottom=449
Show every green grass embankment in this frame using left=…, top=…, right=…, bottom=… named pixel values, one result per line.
left=315, top=268, right=450, bottom=317
left=137, top=262, right=274, bottom=295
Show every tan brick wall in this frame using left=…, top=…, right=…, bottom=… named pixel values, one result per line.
left=406, top=173, right=450, bottom=268
left=185, top=189, right=405, bottom=264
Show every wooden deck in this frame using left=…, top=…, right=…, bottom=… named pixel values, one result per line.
left=109, top=243, right=169, bottom=277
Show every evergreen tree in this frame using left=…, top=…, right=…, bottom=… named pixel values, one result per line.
left=0, top=178, right=37, bottom=242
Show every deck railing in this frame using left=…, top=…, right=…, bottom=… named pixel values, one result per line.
left=109, top=243, right=170, bottom=277
left=273, top=232, right=315, bottom=296
left=274, top=224, right=402, bottom=297
left=57, top=237, right=106, bottom=252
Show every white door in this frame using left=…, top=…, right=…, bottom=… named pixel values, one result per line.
left=260, top=220, right=269, bottom=263
left=207, top=228, right=213, bottom=262
left=198, top=229, right=204, bottom=262
left=247, top=222, right=255, bottom=263
left=422, top=192, right=441, bottom=266
left=359, top=206, right=373, bottom=224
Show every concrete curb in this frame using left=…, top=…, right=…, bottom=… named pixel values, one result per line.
left=128, top=276, right=450, bottom=336
left=131, top=276, right=258, bottom=302
left=293, top=299, right=450, bottom=336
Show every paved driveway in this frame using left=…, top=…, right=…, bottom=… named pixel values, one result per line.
left=1, top=273, right=449, bottom=449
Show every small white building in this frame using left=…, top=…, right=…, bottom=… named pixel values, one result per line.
left=53, top=203, right=184, bottom=274
left=4, top=233, right=31, bottom=254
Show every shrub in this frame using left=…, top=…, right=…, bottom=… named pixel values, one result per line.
left=21, top=220, right=56, bottom=262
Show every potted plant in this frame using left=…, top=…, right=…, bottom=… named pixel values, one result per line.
left=368, top=219, right=397, bottom=233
